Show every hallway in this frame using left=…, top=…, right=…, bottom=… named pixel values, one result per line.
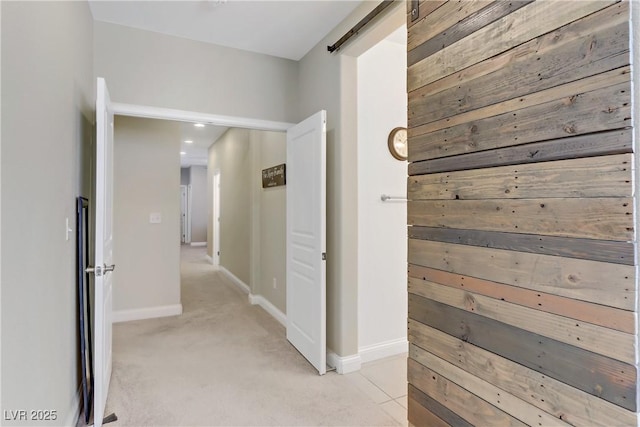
left=103, top=246, right=407, bottom=426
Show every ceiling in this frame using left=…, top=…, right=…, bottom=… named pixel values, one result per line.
left=179, top=122, right=228, bottom=167
left=88, top=0, right=364, bottom=61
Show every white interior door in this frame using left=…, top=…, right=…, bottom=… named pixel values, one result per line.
left=187, top=184, right=193, bottom=243
left=286, top=110, right=327, bottom=375
left=94, top=77, right=115, bottom=427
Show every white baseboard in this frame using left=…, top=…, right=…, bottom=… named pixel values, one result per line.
left=205, top=254, right=214, bottom=264
left=64, top=384, right=82, bottom=427
left=249, top=294, right=286, bottom=327
left=113, top=304, right=183, bottom=323
left=190, top=242, right=206, bottom=247
left=219, top=266, right=251, bottom=294
left=359, top=338, right=408, bottom=364
left=327, top=350, right=362, bottom=374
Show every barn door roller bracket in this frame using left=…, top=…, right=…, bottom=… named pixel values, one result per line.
left=410, top=0, right=419, bottom=21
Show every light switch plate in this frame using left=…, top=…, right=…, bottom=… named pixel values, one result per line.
left=150, top=212, right=162, bottom=224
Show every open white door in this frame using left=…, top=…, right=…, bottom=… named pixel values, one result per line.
left=93, top=77, right=115, bottom=426
left=286, top=110, right=327, bottom=375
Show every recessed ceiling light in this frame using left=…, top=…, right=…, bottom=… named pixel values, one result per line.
left=184, top=140, right=193, bottom=144
left=180, top=151, right=186, bottom=155
left=194, top=123, right=205, bottom=128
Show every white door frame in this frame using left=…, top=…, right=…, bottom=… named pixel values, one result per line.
left=212, top=170, right=221, bottom=266
left=112, top=103, right=293, bottom=132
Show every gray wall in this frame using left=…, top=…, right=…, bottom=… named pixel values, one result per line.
left=207, top=129, right=287, bottom=313
left=94, top=21, right=299, bottom=123
left=1, top=1, right=94, bottom=424
left=189, top=165, right=207, bottom=243
left=208, top=128, right=252, bottom=284
left=298, top=12, right=355, bottom=358
left=253, top=131, right=287, bottom=313
left=113, top=116, right=181, bottom=313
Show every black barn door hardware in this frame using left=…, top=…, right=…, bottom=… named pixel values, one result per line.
left=327, top=0, right=395, bottom=53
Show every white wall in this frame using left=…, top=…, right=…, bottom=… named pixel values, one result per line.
left=1, top=1, right=94, bottom=424
left=189, top=165, right=207, bottom=243
left=94, top=21, right=299, bottom=123
left=113, top=116, right=182, bottom=317
left=357, top=31, right=408, bottom=359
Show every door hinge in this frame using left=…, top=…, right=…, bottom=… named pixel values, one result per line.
left=322, top=252, right=326, bottom=261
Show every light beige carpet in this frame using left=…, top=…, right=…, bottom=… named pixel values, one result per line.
left=102, top=246, right=400, bottom=426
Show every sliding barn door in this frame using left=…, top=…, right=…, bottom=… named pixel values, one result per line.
left=406, top=1, right=637, bottom=426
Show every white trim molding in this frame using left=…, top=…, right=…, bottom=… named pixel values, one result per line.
left=205, top=254, right=214, bottom=264
left=190, top=242, right=207, bottom=247
left=327, top=350, right=362, bottom=374
left=219, top=266, right=251, bottom=294
left=113, top=304, right=183, bottom=323
left=112, top=103, right=294, bottom=132
left=359, top=338, right=408, bottom=364
left=249, top=294, right=286, bottom=327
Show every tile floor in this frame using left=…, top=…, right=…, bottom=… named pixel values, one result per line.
left=345, top=353, right=408, bottom=427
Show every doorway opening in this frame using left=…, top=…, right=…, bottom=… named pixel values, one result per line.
left=109, top=105, right=293, bottom=330
left=110, top=109, right=326, bottom=378
left=355, top=24, right=408, bottom=363
left=109, top=102, right=329, bottom=375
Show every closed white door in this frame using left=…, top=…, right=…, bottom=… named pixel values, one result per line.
left=187, top=185, right=192, bottom=243
left=94, top=77, right=115, bottom=427
left=180, top=185, right=187, bottom=243
left=286, top=111, right=327, bottom=375
left=212, top=171, right=221, bottom=265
